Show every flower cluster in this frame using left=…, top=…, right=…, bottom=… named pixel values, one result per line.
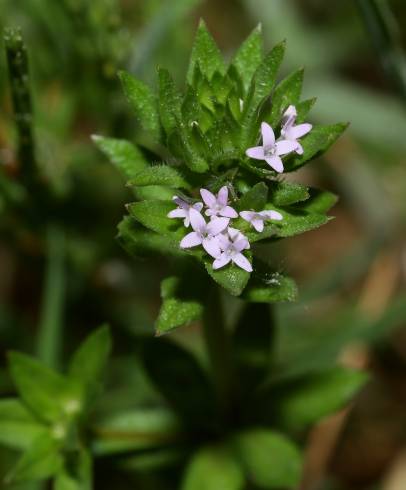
left=246, top=105, right=312, bottom=173
left=168, top=186, right=282, bottom=272
left=168, top=105, right=311, bottom=272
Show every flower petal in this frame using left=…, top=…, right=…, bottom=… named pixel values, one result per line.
left=206, top=217, right=229, bottom=236
left=233, top=238, right=250, bottom=252
left=213, top=253, right=231, bottom=270
left=259, top=210, right=283, bottom=221
left=240, top=211, right=255, bottom=223
left=200, top=188, right=216, bottom=207
left=232, top=253, right=253, bottom=272
left=261, top=122, right=275, bottom=147
left=168, top=209, right=187, bottom=219
left=193, top=202, right=204, bottom=212
left=290, top=123, right=312, bottom=139
left=275, top=140, right=298, bottom=156
left=251, top=218, right=264, bottom=232
left=217, top=186, right=229, bottom=206
left=295, top=142, right=304, bottom=155
left=189, top=208, right=207, bottom=233
left=221, top=206, right=238, bottom=218
left=264, top=155, right=284, bottom=173
left=173, top=196, right=188, bottom=209
left=246, top=146, right=265, bottom=160
left=180, top=231, right=202, bottom=248
left=218, top=233, right=231, bottom=250
left=203, top=237, right=221, bottom=258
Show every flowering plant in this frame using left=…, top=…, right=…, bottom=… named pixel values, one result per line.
left=94, top=20, right=346, bottom=334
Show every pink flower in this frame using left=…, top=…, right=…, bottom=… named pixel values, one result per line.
left=213, top=227, right=252, bottom=272
left=245, top=122, right=297, bottom=173
left=240, top=209, right=283, bottom=232
left=200, top=186, right=238, bottom=218
left=280, top=105, right=312, bottom=155
left=180, top=208, right=228, bottom=258
left=167, top=196, right=203, bottom=227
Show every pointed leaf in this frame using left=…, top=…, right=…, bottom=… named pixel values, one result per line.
left=8, top=352, right=83, bottom=424
left=182, top=445, right=244, bottom=490
left=6, top=433, right=62, bottom=483
left=270, top=181, right=309, bottom=206
left=231, top=25, right=263, bottom=93
left=129, top=165, right=191, bottom=189
left=205, top=257, right=251, bottom=296
left=0, top=399, right=47, bottom=450
left=269, top=68, right=304, bottom=126
left=271, top=367, right=368, bottom=431
left=296, top=97, right=316, bottom=122
left=285, top=123, right=349, bottom=172
left=69, top=325, right=111, bottom=386
left=233, top=429, right=302, bottom=489
left=156, top=276, right=204, bottom=335
left=158, top=68, right=182, bottom=136
left=118, top=71, right=160, bottom=140
left=242, top=270, right=298, bottom=303
left=128, top=200, right=183, bottom=237
left=117, top=216, right=183, bottom=258
left=300, top=188, right=338, bottom=213
left=92, top=135, right=147, bottom=180
left=187, top=20, right=225, bottom=84
left=237, top=182, right=268, bottom=211
left=54, top=448, right=92, bottom=490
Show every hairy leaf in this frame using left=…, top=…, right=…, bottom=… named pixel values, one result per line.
left=129, top=165, right=191, bottom=189
left=269, top=68, right=304, bottom=126
left=231, top=25, right=263, bottom=93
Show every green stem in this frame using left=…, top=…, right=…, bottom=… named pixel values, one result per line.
left=4, top=27, right=37, bottom=184
left=202, top=285, right=232, bottom=418
left=356, top=0, right=406, bottom=103
left=37, top=226, right=66, bottom=369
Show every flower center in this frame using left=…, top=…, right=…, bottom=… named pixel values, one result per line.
left=264, top=145, right=276, bottom=157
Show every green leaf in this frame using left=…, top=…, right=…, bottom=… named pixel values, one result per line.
left=231, top=25, right=263, bottom=93
left=240, top=41, right=286, bottom=149
left=187, top=19, right=225, bottom=84
left=269, top=68, right=304, bottom=126
left=158, top=68, right=182, bottom=136
left=142, top=338, right=216, bottom=430
left=296, top=97, right=316, bottom=122
left=271, top=180, right=309, bottom=206
left=6, top=433, right=62, bottom=483
left=237, top=182, right=268, bottom=211
left=129, top=165, right=191, bottom=190
left=0, top=399, right=47, bottom=450
left=182, top=445, right=244, bottom=490
left=156, top=276, right=204, bottom=335
left=268, top=208, right=330, bottom=239
left=128, top=200, right=182, bottom=237
left=300, top=188, right=338, bottom=213
left=93, top=408, right=180, bottom=456
left=285, top=123, right=348, bottom=172
left=117, top=216, right=183, bottom=258
left=8, top=352, right=83, bottom=424
left=233, top=429, right=302, bottom=489
left=92, top=135, right=147, bottom=180
left=68, top=325, right=111, bottom=387
left=205, top=257, right=251, bottom=296
left=272, top=367, right=368, bottom=431
left=118, top=71, right=160, bottom=140
left=242, top=271, right=298, bottom=303
left=54, top=448, right=92, bottom=490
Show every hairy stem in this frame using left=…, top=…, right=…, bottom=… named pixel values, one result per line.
left=356, top=0, right=406, bottom=103
left=202, top=285, right=232, bottom=419
left=4, top=27, right=37, bottom=184
left=37, top=226, right=66, bottom=369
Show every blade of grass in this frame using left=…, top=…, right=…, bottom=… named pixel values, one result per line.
left=356, top=0, right=406, bottom=103
left=36, top=226, right=66, bottom=369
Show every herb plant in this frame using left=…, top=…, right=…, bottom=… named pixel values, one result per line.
left=0, top=20, right=368, bottom=490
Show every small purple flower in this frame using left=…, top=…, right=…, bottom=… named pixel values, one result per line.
left=240, top=209, right=283, bottom=232
left=167, top=196, right=203, bottom=227
left=200, top=186, right=238, bottom=218
left=213, top=227, right=252, bottom=272
left=280, top=105, right=312, bottom=155
left=245, top=122, right=297, bottom=173
left=180, top=208, right=229, bottom=258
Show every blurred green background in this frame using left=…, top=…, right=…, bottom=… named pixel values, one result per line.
left=0, top=0, right=405, bottom=489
